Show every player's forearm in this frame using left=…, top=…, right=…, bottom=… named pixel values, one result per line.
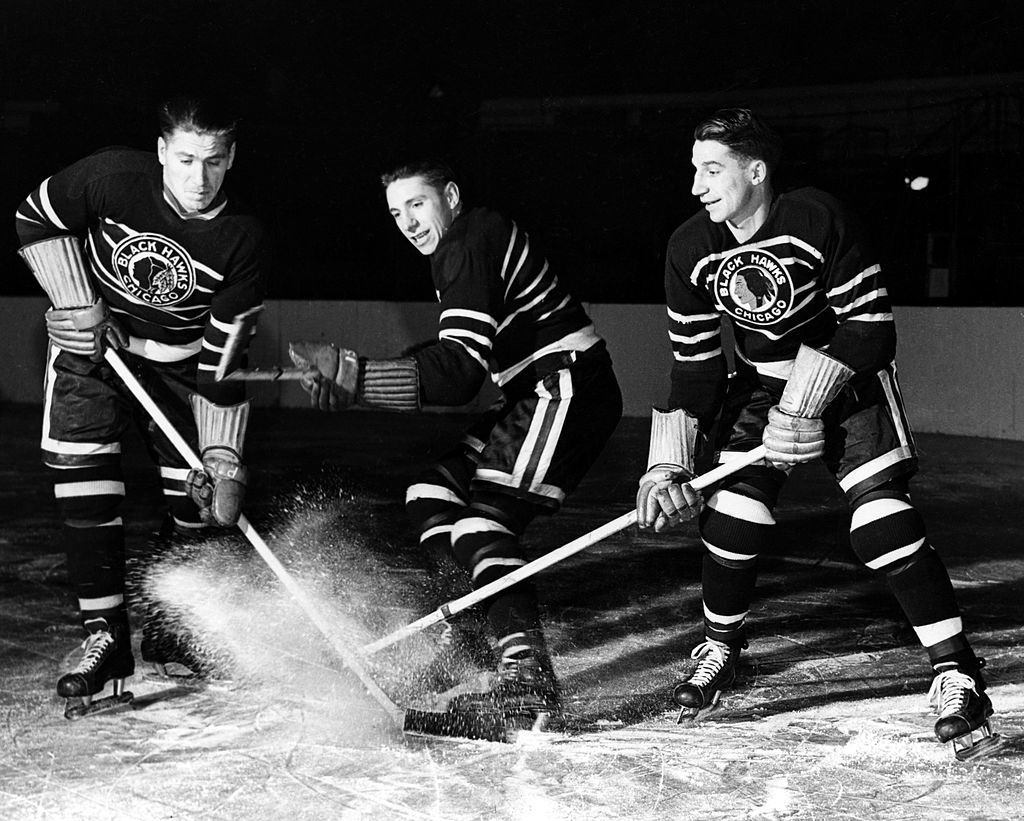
left=824, top=320, right=897, bottom=375
left=413, top=340, right=489, bottom=406
left=667, top=358, right=727, bottom=433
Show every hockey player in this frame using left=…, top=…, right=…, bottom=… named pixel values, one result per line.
left=288, top=159, right=622, bottom=731
left=15, top=95, right=268, bottom=718
left=636, top=108, right=1000, bottom=760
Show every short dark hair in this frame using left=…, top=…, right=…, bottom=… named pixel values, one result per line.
left=380, top=159, right=456, bottom=194
left=694, top=108, right=782, bottom=175
left=158, top=95, right=239, bottom=146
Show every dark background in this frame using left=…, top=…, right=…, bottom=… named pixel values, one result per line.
left=3, top=0, right=1023, bottom=304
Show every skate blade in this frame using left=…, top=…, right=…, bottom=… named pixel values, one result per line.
left=64, top=691, right=134, bottom=720
left=953, top=727, right=1005, bottom=762
left=676, top=706, right=699, bottom=723
left=144, top=661, right=206, bottom=681
left=675, top=688, right=724, bottom=723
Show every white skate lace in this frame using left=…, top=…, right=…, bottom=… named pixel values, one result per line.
left=928, top=669, right=976, bottom=716
left=73, top=631, right=114, bottom=674
left=687, top=640, right=730, bottom=687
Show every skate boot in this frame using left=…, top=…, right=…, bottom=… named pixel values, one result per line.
left=928, top=662, right=1002, bottom=761
left=673, top=638, right=746, bottom=722
left=409, top=619, right=496, bottom=696
left=490, top=650, right=562, bottom=733
left=57, top=617, right=135, bottom=720
left=430, top=631, right=561, bottom=741
left=141, top=613, right=217, bottom=679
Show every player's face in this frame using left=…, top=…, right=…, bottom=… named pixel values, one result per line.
left=386, top=176, right=459, bottom=255
left=691, top=140, right=760, bottom=227
left=158, top=129, right=235, bottom=215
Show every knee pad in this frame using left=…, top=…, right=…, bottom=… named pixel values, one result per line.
left=51, top=463, right=124, bottom=525
left=849, top=490, right=926, bottom=572
left=700, top=489, right=774, bottom=568
left=451, top=501, right=529, bottom=583
left=406, top=462, right=472, bottom=562
left=159, top=465, right=207, bottom=530
left=452, top=509, right=521, bottom=580
left=406, top=459, right=472, bottom=527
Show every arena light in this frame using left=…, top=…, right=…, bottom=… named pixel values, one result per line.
left=904, top=175, right=930, bottom=191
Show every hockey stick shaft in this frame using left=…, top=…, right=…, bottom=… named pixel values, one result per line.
left=361, top=444, right=768, bottom=656
left=220, top=367, right=307, bottom=382
left=103, top=348, right=405, bottom=725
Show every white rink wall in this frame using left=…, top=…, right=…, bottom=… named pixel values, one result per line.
left=2, top=297, right=1022, bottom=441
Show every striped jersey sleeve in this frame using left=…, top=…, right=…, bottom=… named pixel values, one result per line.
left=415, top=207, right=595, bottom=405
left=817, top=196, right=897, bottom=372
left=663, top=226, right=729, bottom=425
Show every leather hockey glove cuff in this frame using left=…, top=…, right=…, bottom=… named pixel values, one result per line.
left=637, top=408, right=703, bottom=531
left=763, top=344, right=854, bottom=465
left=45, top=300, right=129, bottom=362
left=187, top=396, right=251, bottom=526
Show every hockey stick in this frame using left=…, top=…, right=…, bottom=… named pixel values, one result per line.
left=220, top=366, right=306, bottom=382
left=212, top=305, right=310, bottom=382
left=361, top=444, right=768, bottom=656
left=102, top=349, right=405, bottom=727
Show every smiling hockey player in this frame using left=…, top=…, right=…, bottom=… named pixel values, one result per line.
left=637, top=108, right=1000, bottom=761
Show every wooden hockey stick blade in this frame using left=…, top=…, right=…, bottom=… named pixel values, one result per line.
left=403, top=706, right=511, bottom=742
left=215, top=305, right=265, bottom=381
left=102, top=348, right=406, bottom=727
left=361, top=445, right=768, bottom=656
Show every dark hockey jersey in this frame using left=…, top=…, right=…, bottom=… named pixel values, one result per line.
left=15, top=147, right=268, bottom=395
left=664, top=187, right=896, bottom=423
left=413, top=206, right=600, bottom=406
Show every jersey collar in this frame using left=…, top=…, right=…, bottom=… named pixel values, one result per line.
left=162, top=186, right=228, bottom=221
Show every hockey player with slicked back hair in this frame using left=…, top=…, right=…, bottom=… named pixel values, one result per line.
left=15, top=95, right=269, bottom=718
left=288, top=159, right=622, bottom=733
left=637, top=108, right=1001, bottom=761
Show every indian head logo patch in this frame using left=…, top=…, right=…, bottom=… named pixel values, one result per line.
left=111, top=234, right=195, bottom=306
left=714, top=248, right=794, bottom=326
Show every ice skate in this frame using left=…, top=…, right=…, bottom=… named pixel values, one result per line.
left=57, top=617, right=135, bottom=720
left=141, top=615, right=217, bottom=680
left=422, top=649, right=562, bottom=741
left=491, top=651, right=562, bottom=732
left=410, top=620, right=496, bottom=695
left=928, top=664, right=1003, bottom=761
left=673, top=638, right=744, bottom=722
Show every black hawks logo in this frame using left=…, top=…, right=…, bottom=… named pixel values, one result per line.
left=112, top=234, right=195, bottom=306
left=714, top=248, right=794, bottom=327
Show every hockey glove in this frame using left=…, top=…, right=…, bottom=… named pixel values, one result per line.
left=762, top=407, right=825, bottom=465
left=45, top=300, right=129, bottom=362
left=288, top=341, right=360, bottom=411
left=762, top=344, right=854, bottom=466
left=187, top=396, right=250, bottom=527
left=637, top=408, right=703, bottom=531
left=187, top=455, right=248, bottom=526
left=637, top=465, right=703, bottom=532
